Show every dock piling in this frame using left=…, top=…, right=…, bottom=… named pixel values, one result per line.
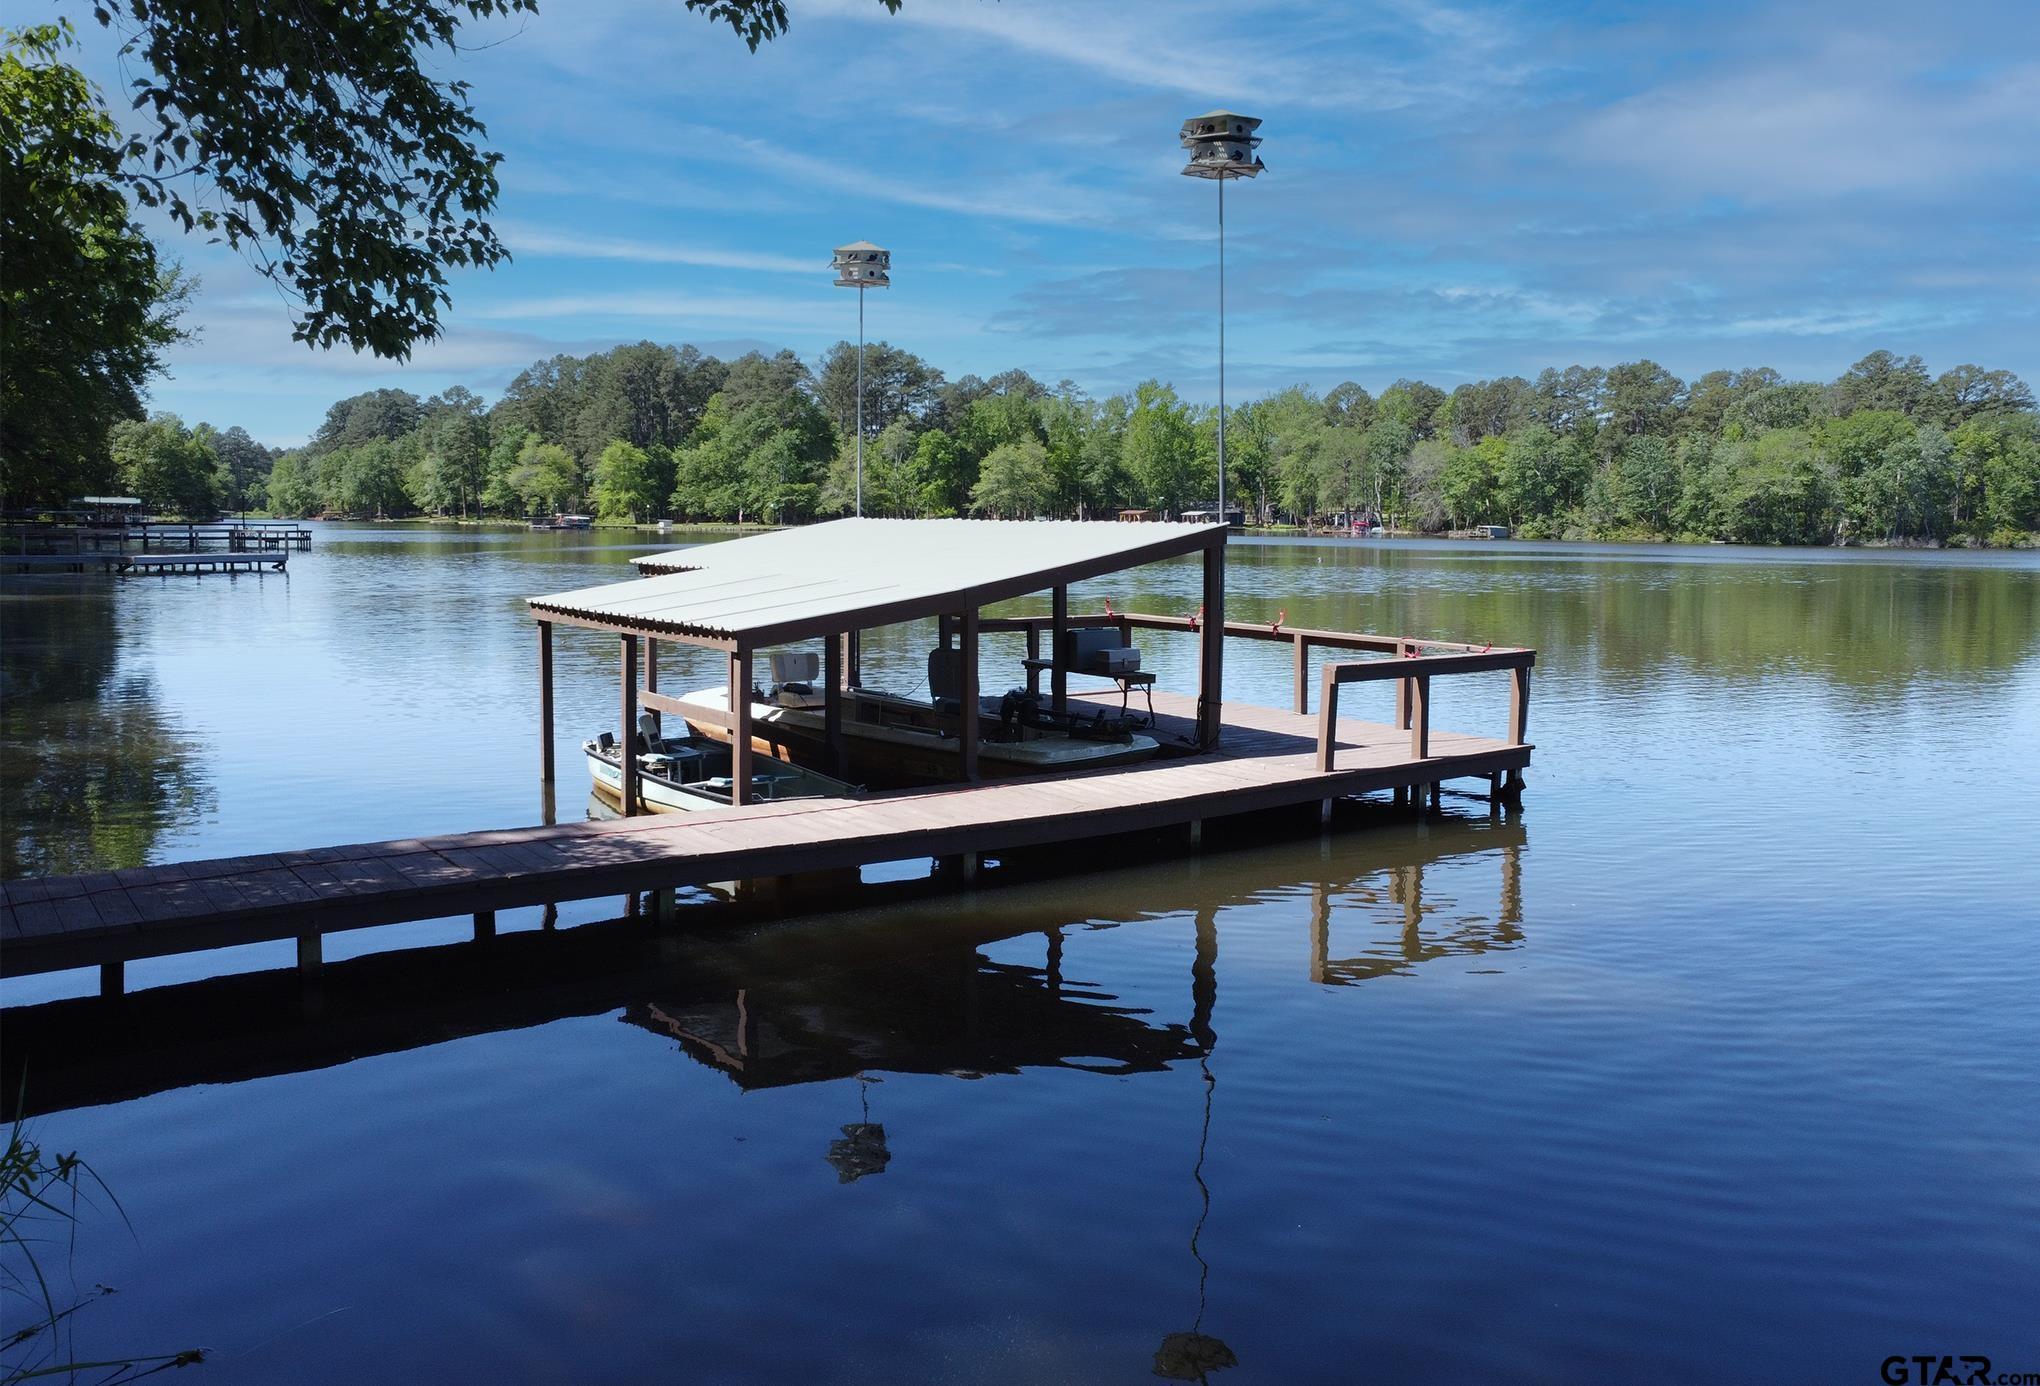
left=538, top=621, right=555, bottom=784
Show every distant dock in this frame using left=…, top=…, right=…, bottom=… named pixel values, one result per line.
left=115, top=551, right=288, bottom=576
left=4, top=551, right=289, bottom=575
left=2, top=519, right=312, bottom=559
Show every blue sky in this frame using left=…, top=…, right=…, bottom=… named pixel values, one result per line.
left=70, top=0, right=2040, bottom=445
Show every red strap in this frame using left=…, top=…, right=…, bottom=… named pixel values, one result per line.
left=1189, top=603, right=1203, bottom=631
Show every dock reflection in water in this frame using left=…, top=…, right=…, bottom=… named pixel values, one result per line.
left=2, top=811, right=1525, bottom=1125
left=0, top=814, right=1529, bottom=1382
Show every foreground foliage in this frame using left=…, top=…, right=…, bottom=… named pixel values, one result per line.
left=0, top=24, right=186, bottom=510
left=2, top=1118, right=205, bottom=1382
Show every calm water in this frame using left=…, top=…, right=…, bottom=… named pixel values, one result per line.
left=3, top=526, right=2038, bottom=1382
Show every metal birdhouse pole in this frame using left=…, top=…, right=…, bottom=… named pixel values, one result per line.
left=1179, top=113, right=1264, bottom=526
left=832, top=242, right=891, bottom=517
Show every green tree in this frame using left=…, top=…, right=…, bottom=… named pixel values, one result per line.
left=1952, top=413, right=2040, bottom=538
left=263, top=451, right=319, bottom=516
left=1531, top=365, right=1605, bottom=435
left=1375, top=379, right=1447, bottom=439
left=335, top=437, right=415, bottom=517
left=1831, top=350, right=1934, bottom=417
left=1122, top=381, right=1195, bottom=512
left=477, top=425, right=524, bottom=515
left=1601, top=360, right=1684, bottom=445
left=202, top=424, right=271, bottom=512
left=110, top=413, right=217, bottom=515
left=307, top=388, right=422, bottom=456
left=1040, top=383, right=1094, bottom=519
left=816, top=339, right=943, bottom=440
left=1439, top=439, right=1501, bottom=528
left=511, top=436, right=579, bottom=516
left=0, top=23, right=188, bottom=508
left=1447, top=376, right=1534, bottom=445
left=1497, top=425, right=1565, bottom=525
left=1709, top=430, right=1838, bottom=545
left=912, top=427, right=967, bottom=517
left=1617, top=435, right=1682, bottom=532
left=592, top=439, right=670, bottom=521
left=822, top=417, right=923, bottom=516
left=1933, top=365, right=2034, bottom=426
left=1322, top=381, right=1374, bottom=428
left=970, top=438, right=1052, bottom=518
left=422, top=386, right=489, bottom=517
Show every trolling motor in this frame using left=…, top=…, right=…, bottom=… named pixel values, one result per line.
left=1000, top=686, right=1136, bottom=743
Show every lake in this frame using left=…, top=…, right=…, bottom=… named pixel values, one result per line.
left=3, top=526, right=2037, bottom=1383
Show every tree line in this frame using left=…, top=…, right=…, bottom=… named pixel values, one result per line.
left=129, top=342, right=2036, bottom=548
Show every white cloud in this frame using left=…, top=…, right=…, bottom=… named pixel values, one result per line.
left=501, top=225, right=820, bottom=274
left=1572, top=41, right=2040, bottom=199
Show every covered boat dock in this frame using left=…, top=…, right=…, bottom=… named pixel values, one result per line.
left=1, top=519, right=1535, bottom=997
left=528, top=519, right=1233, bottom=811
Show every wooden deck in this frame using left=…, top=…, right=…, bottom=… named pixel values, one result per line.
left=0, top=690, right=1530, bottom=985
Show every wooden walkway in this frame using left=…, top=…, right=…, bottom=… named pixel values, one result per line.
left=0, top=691, right=1530, bottom=984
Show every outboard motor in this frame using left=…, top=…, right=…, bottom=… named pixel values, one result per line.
left=999, top=687, right=1041, bottom=729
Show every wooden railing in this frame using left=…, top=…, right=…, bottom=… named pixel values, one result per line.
left=975, top=608, right=1534, bottom=730
left=1315, top=648, right=1533, bottom=772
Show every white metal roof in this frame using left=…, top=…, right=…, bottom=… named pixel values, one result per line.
left=528, top=518, right=1223, bottom=648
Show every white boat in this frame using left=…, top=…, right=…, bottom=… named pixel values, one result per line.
left=679, top=652, right=1160, bottom=790
left=585, top=715, right=860, bottom=814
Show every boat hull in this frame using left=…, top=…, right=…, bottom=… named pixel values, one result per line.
left=584, top=739, right=858, bottom=815
left=679, top=687, right=1160, bottom=790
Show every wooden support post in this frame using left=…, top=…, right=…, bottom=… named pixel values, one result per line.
left=1293, top=632, right=1310, bottom=714
left=538, top=621, right=555, bottom=783
left=1409, top=673, right=1431, bottom=760
left=1509, top=663, right=1531, bottom=745
left=297, top=933, right=322, bottom=975
left=1319, top=798, right=1334, bottom=827
left=1050, top=585, right=1068, bottom=716
left=824, top=633, right=847, bottom=777
left=100, top=961, right=123, bottom=998
left=1026, top=624, right=1041, bottom=696
left=1197, top=542, right=1226, bottom=747
left=644, top=637, right=658, bottom=734
left=958, top=607, right=980, bottom=782
left=1309, top=881, right=1329, bottom=985
left=1188, top=818, right=1203, bottom=848
left=847, top=630, right=862, bottom=688
left=620, top=634, right=640, bottom=816
left=961, top=851, right=979, bottom=885
left=474, top=910, right=496, bottom=940
left=1396, top=639, right=1413, bottom=730
left=728, top=649, right=753, bottom=806
left=1315, top=667, right=1340, bottom=773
